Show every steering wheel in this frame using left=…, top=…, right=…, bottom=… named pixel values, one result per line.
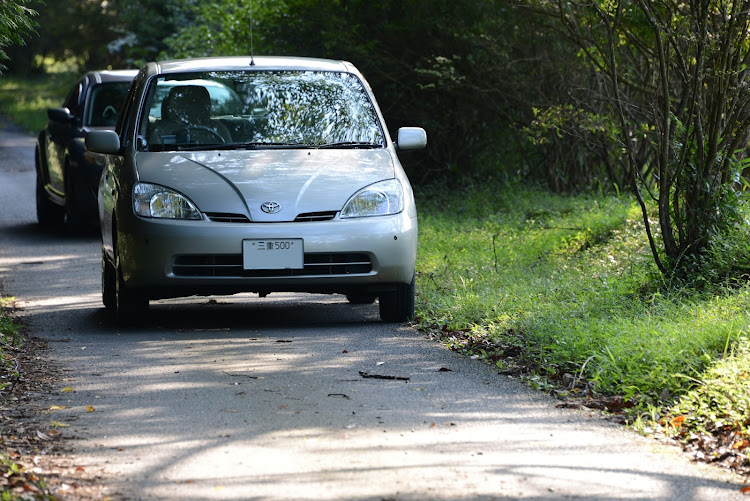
left=183, top=125, right=226, bottom=143
left=102, top=105, right=118, bottom=121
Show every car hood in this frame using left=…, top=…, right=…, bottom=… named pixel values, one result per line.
left=135, top=149, right=396, bottom=222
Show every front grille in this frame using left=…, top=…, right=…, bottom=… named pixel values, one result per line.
left=203, top=211, right=337, bottom=223
left=172, top=252, right=372, bottom=277
left=204, top=212, right=251, bottom=223
left=294, top=211, right=338, bottom=222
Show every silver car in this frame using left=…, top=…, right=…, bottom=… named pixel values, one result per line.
left=85, top=56, right=426, bottom=324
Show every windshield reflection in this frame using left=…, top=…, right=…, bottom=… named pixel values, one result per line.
left=139, top=71, right=385, bottom=151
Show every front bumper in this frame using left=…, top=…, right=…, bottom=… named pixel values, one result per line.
left=117, top=210, right=417, bottom=300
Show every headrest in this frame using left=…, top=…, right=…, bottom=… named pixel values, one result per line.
left=163, top=85, right=211, bottom=123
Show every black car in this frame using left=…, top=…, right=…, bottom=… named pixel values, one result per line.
left=35, top=69, right=138, bottom=229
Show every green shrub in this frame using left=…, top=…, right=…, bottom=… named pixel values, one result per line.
left=415, top=180, right=750, bottom=413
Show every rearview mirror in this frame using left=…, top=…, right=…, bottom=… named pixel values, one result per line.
left=396, top=127, right=427, bottom=151
left=85, top=130, right=121, bottom=155
left=47, top=107, right=75, bottom=123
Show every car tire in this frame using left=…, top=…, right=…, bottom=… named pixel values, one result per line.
left=63, top=163, right=85, bottom=231
left=114, top=241, right=149, bottom=325
left=35, top=150, right=64, bottom=228
left=346, top=293, right=377, bottom=305
left=102, top=249, right=116, bottom=311
left=379, top=274, right=415, bottom=323
left=115, top=266, right=149, bottom=325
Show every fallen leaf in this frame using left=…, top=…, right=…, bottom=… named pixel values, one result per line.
left=86, top=406, right=95, bottom=412
left=61, top=386, right=74, bottom=393
left=49, top=405, right=66, bottom=410
left=671, top=415, right=686, bottom=427
left=36, top=430, right=52, bottom=441
left=741, top=486, right=750, bottom=494
left=50, top=421, right=69, bottom=428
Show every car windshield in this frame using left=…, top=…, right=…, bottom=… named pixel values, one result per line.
left=138, top=70, right=385, bottom=151
left=86, top=82, right=132, bottom=127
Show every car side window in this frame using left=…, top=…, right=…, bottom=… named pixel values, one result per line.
left=62, top=81, right=83, bottom=118
left=86, top=83, right=132, bottom=127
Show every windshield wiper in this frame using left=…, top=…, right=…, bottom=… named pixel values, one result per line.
left=162, top=141, right=383, bottom=152
left=216, top=141, right=308, bottom=150
left=316, top=141, right=383, bottom=149
left=157, top=142, right=308, bottom=151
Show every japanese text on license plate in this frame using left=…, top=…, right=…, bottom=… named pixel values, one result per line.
left=242, top=239, right=304, bottom=270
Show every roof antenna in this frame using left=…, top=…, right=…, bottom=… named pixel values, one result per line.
left=249, top=5, right=255, bottom=66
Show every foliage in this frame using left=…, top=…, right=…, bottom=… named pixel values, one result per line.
left=524, top=104, right=630, bottom=192
left=655, top=337, right=750, bottom=474
left=0, top=451, right=56, bottom=500
left=1, top=296, right=22, bottom=393
left=4, top=0, right=194, bottom=72
left=0, top=72, right=75, bottom=132
left=534, top=0, right=750, bottom=279
left=161, top=0, right=570, bottom=181
left=415, top=179, right=750, bottom=415
left=0, top=0, right=37, bottom=72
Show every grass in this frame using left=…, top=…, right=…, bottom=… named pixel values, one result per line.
left=414, top=179, right=750, bottom=473
left=0, top=71, right=77, bottom=133
left=654, top=337, right=750, bottom=472
left=0, top=296, right=22, bottom=392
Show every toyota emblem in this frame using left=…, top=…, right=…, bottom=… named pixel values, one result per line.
left=261, top=201, right=281, bottom=214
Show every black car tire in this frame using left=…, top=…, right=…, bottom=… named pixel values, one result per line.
left=114, top=238, right=149, bottom=325
left=379, top=274, right=415, bottom=323
left=64, top=164, right=85, bottom=231
left=115, top=266, right=149, bottom=325
left=35, top=151, right=64, bottom=228
left=102, top=249, right=116, bottom=311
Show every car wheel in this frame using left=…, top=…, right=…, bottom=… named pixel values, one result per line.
left=346, top=293, right=377, bottom=305
left=63, top=163, right=85, bottom=231
left=102, top=249, right=116, bottom=311
left=379, top=274, right=415, bottom=323
left=35, top=151, right=64, bottom=228
left=114, top=245, right=148, bottom=325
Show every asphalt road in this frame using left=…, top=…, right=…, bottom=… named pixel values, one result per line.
left=0, top=120, right=745, bottom=500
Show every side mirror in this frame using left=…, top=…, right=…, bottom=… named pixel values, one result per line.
left=396, top=127, right=427, bottom=151
left=47, top=107, right=75, bottom=123
left=85, top=130, right=121, bottom=154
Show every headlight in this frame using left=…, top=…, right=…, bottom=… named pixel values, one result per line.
left=133, top=182, right=202, bottom=220
left=341, top=179, right=404, bottom=218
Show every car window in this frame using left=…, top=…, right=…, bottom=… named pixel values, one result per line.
left=85, top=82, right=133, bottom=127
left=139, top=71, right=385, bottom=150
left=62, top=81, right=83, bottom=117
left=146, top=79, right=243, bottom=120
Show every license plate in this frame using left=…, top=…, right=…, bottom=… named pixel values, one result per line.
left=242, top=239, right=304, bottom=270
